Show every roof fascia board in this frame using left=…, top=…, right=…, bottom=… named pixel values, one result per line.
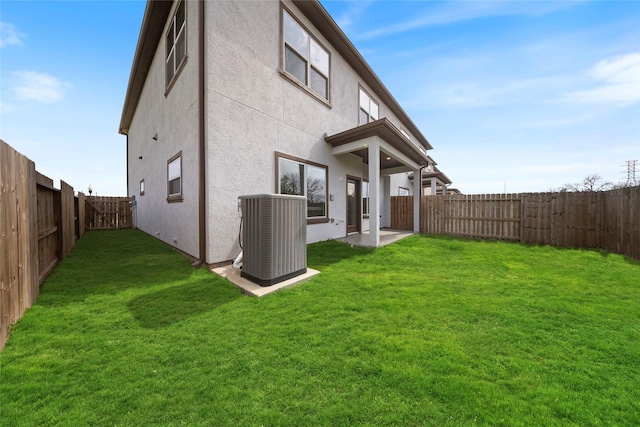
left=326, top=118, right=429, bottom=166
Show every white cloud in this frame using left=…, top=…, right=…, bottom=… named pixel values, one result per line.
left=562, top=52, right=640, bottom=106
left=356, top=1, right=580, bottom=40
left=12, top=71, right=71, bottom=103
left=0, top=21, right=25, bottom=48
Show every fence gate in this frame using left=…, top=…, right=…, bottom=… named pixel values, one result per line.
left=85, top=196, right=132, bottom=230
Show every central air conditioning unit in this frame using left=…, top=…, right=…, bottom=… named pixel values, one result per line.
left=239, top=194, right=307, bottom=286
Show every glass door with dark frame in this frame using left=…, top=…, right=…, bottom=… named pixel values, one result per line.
left=346, top=178, right=360, bottom=234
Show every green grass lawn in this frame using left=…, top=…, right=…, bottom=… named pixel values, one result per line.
left=1, top=230, right=639, bottom=426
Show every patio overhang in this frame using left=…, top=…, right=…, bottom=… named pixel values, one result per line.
left=325, top=119, right=431, bottom=172
left=408, top=164, right=453, bottom=195
left=325, top=119, right=426, bottom=247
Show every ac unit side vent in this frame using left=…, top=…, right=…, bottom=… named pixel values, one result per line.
left=239, top=194, right=307, bottom=286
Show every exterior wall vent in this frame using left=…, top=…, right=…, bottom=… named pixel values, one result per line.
left=239, top=194, right=307, bottom=286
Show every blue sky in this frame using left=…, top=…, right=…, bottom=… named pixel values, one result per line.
left=1, top=1, right=639, bottom=195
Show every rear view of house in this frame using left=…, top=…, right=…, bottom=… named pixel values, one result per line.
left=120, top=0, right=448, bottom=266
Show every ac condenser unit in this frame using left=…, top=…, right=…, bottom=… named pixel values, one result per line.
left=239, top=194, right=307, bottom=286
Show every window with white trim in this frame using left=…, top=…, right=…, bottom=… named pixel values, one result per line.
left=282, top=9, right=330, bottom=100
left=398, top=187, right=410, bottom=196
left=362, top=181, right=370, bottom=217
left=277, top=153, right=328, bottom=221
left=166, top=0, right=186, bottom=88
left=359, top=87, right=379, bottom=124
left=167, top=152, right=182, bottom=202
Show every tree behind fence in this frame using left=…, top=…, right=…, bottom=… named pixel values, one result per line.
left=420, top=188, right=640, bottom=260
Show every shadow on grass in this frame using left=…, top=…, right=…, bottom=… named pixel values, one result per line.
left=38, top=230, right=194, bottom=306
left=127, top=278, right=241, bottom=329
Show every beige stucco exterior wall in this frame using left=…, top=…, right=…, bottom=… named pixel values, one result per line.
left=126, top=1, right=200, bottom=258
left=126, top=0, right=430, bottom=264
left=202, top=0, right=428, bottom=263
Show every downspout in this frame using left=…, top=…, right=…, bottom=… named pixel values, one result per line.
left=126, top=134, right=130, bottom=199
left=193, top=0, right=207, bottom=267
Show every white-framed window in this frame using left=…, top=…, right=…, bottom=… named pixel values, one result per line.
left=140, top=179, right=145, bottom=196
left=359, top=87, right=379, bottom=124
left=167, top=151, right=182, bottom=202
left=282, top=8, right=330, bottom=100
left=166, top=0, right=187, bottom=89
left=276, top=152, right=328, bottom=223
left=398, top=187, right=410, bottom=196
left=362, top=181, right=370, bottom=217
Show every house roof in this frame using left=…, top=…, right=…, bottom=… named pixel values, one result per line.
left=119, top=0, right=433, bottom=150
left=325, top=118, right=430, bottom=169
left=408, top=165, right=453, bottom=185
left=119, top=1, right=173, bottom=134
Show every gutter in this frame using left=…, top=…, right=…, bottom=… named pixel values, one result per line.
left=192, top=0, right=207, bottom=268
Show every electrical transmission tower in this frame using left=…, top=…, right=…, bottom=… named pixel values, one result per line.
left=622, top=160, right=638, bottom=186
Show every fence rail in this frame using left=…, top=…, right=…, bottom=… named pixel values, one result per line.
left=1, top=140, right=131, bottom=350
left=418, top=188, right=639, bottom=260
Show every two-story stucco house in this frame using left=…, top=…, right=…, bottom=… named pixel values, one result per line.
left=119, top=0, right=439, bottom=266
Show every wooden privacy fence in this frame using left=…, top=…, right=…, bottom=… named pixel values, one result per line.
left=420, top=188, right=640, bottom=260
left=86, top=196, right=133, bottom=230
left=1, top=140, right=132, bottom=350
left=390, top=195, right=414, bottom=230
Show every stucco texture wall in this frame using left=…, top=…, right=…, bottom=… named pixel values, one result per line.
left=202, top=0, right=423, bottom=263
left=127, top=0, right=200, bottom=258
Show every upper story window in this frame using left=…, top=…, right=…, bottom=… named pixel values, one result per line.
left=276, top=152, right=328, bottom=223
left=282, top=9, right=330, bottom=100
left=359, top=87, right=379, bottom=124
left=166, top=0, right=187, bottom=89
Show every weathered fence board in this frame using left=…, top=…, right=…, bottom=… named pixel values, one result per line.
left=390, top=196, right=413, bottom=230
left=86, top=196, right=132, bottom=230
left=420, top=188, right=639, bottom=260
left=1, top=140, right=131, bottom=350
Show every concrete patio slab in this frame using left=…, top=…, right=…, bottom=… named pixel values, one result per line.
left=336, top=229, right=415, bottom=247
left=211, top=265, right=320, bottom=297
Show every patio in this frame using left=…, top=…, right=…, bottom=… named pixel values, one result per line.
left=336, top=229, right=415, bottom=247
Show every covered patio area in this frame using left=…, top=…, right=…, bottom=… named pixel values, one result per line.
left=325, top=118, right=431, bottom=248
left=336, top=229, right=416, bottom=247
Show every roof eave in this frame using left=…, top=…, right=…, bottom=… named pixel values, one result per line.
left=119, top=0, right=173, bottom=135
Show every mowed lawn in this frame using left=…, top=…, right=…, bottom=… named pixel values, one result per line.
left=1, top=230, right=639, bottom=426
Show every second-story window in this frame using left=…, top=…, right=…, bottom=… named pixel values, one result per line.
left=283, top=9, right=330, bottom=100
left=359, top=87, right=379, bottom=124
left=166, top=0, right=187, bottom=89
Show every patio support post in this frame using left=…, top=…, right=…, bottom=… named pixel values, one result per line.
left=413, top=168, right=421, bottom=232
left=368, top=139, right=381, bottom=247
left=431, top=177, right=437, bottom=195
